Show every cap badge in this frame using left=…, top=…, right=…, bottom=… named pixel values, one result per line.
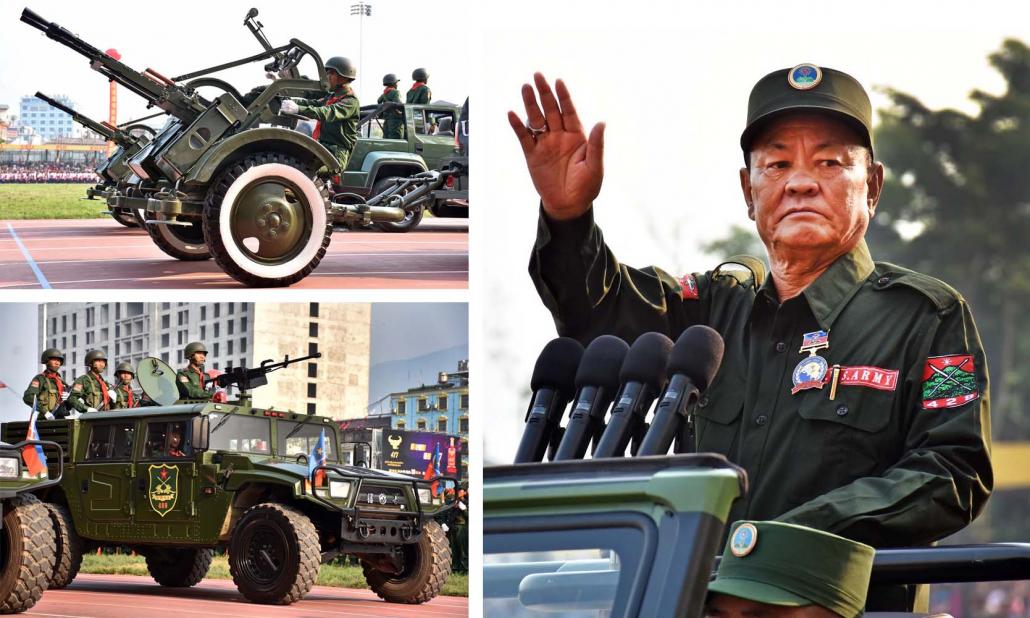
left=730, top=523, right=758, bottom=557
left=788, top=64, right=823, bottom=90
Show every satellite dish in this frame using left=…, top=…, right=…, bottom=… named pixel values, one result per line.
left=136, top=357, right=180, bottom=407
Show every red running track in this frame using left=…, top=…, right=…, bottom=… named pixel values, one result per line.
left=27, top=573, right=468, bottom=617
left=0, top=218, right=468, bottom=289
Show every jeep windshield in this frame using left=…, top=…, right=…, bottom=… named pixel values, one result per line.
left=208, top=413, right=271, bottom=455
left=278, top=420, right=337, bottom=462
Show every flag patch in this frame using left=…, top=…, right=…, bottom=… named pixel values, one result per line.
left=922, top=354, right=978, bottom=409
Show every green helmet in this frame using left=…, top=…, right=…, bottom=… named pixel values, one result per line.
left=383, top=73, right=399, bottom=86
left=40, top=348, right=65, bottom=364
left=184, top=341, right=208, bottom=356
left=325, top=56, right=356, bottom=79
left=84, top=349, right=108, bottom=366
left=115, top=362, right=135, bottom=375
left=412, top=67, right=429, bottom=82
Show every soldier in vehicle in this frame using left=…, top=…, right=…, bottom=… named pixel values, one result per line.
left=167, top=426, right=187, bottom=457
left=407, top=68, right=432, bottom=104
left=378, top=73, right=404, bottom=139
left=112, top=362, right=138, bottom=409
left=279, top=56, right=360, bottom=169
left=177, top=342, right=213, bottom=401
left=23, top=347, right=67, bottom=419
left=68, top=349, right=114, bottom=413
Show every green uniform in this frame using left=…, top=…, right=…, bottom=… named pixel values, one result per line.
left=23, top=371, right=66, bottom=415
left=113, top=381, right=138, bottom=409
left=530, top=209, right=992, bottom=605
left=68, top=371, right=114, bottom=412
left=377, top=87, right=404, bottom=140
left=296, top=84, right=360, bottom=169
left=176, top=365, right=212, bottom=401
left=406, top=83, right=431, bottom=105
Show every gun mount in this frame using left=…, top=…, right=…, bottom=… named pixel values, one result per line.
left=215, top=352, right=322, bottom=403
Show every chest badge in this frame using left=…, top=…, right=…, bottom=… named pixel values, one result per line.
left=791, top=330, right=830, bottom=394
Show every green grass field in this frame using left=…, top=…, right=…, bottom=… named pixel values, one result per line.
left=0, top=183, right=104, bottom=219
left=80, top=553, right=469, bottom=597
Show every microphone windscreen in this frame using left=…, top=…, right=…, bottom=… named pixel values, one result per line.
left=619, top=332, right=674, bottom=390
left=530, top=337, right=584, bottom=399
left=669, top=325, right=725, bottom=392
left=574, top=335, right=629, bottom=392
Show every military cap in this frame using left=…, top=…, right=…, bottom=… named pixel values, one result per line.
left=184, top=341, right=208, bottom=356
left=84, top=349, right=108, bottom=365
left=115, top=362, right=135, bottom=375
left=740, top=63, right=873, bottom=160
left=708, top=521, right=874, bottom=618
left=412, top=67, right=429, bottom=82
left=383, top=73, right=399, bottom=86
left=325, top=56, right=356, bottom=79
left=40, top=348, right=64, bottom=363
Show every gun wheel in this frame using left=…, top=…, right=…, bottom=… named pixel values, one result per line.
left=362, top=520, right=451, bottom=604
left=110, top=209, right=139, bottom=228
left=0, top=494, right=57, bottom=614
left=204, top=153, right=331, bottom=287
left=371, top=176, right=424, bottom=233
left=44, top=502, right=83, bottom=589
left=143, top=547, right=213, bottom=587
left=145, top=214, right=211, bottom=261
left=228, top=503, right=320, bottom=605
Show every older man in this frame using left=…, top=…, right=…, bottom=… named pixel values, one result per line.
left=509, top=66, right=992, bottom=611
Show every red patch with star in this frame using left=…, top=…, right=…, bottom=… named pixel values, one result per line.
left=921, top=354, right=978, bottom=410
left=679, top=274, right=699, bottom=300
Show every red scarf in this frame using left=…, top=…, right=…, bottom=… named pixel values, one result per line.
left=383, top=86, right=396, bottom=95
left=312, top=88, right=350, bottom=141
left=91, top=372, right=110, bottom=409
left=409, top=82, right=426, bottom=91
left=122, top=384, right=135, bottom=408
left=44, top=371, right=64, bottom=401
left=191, top=366, right=206, bottom=391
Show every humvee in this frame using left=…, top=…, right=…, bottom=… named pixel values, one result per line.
left=3, top=355, right=455, bottom=606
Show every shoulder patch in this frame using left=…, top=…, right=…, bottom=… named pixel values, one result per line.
left=179, top=375, right=189, bottom=383
left=30, top=379, right=39, bottom=388
left=73, top=383, right=83, bottom=392
left=678, top=274, right=699, bottom=299
left=874, top=264, right=962, bottom=311
left=922, top=354, right=979, bottom=409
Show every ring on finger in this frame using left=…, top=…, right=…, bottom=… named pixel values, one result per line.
left=527, top=123, right=548, bottom=136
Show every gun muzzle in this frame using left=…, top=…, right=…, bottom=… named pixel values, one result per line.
left=20, top=8, right=49, bottom=32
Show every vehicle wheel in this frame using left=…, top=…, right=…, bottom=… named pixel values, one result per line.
left=228, top=503, right=319, bottom=605
left=0, top=494, right=56, bottom=614
left=44, top=502, right=83, bottom=589
left=111, top=209, right=139, bottom=228
left=203, top=153, right=332, bottom=287
left=362, top=520, right=451, bottom=604
left=143, top=547, right=213, bottom=587
left=145, top=215, right=211, bottom=261
left=371, top=176, right=423, bottom=233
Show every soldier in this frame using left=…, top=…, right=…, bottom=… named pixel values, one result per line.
left=167, top=427, right=187, bottom=458
left=511, top=68, right=992, bottom=611
left=68, top=350, right=114, bottom=413
left=177, top=341, right=212, bottom=401
left=407, top=68, right=432, bottom=105
left=279, top=56, right=360, bottom=169
left=23, top=348, right=67, bottom=419
left=704, top=521, right=875, bottom=618
left=112, top=362, right=138, bottom=409
left=378, top=73, right=404, bottom=140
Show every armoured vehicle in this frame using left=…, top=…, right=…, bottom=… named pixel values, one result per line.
left=23, top=8, right=467, bottom=286
left=0, top=438, right=64, bottom=613
left=3, top=354, right=456, bottom=606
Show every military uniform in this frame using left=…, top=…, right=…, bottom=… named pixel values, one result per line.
left=296, top=84, right=360, bottom=169
left=68, top=371, right=114, bottom=412
left=176, top=364, right=212, bottom=401
left=23, top=371, right=66, bottom=416
left=406, top=82, right=431, bottom=105
left=378, top=77, right=404, bottom=140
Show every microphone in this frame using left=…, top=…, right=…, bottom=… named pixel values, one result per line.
left=513, top=337, right=584, bottom=464
left=553, top=335, right=629, bottom=461
left=637, top=325, right=725, bottom=456
left=593, top=332, right=674, bottom=458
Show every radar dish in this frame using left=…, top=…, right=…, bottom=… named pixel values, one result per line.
left=136, top=357, right=180, bottom=406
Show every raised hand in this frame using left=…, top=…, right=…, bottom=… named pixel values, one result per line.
left=508, top=73, right=605, bottom=221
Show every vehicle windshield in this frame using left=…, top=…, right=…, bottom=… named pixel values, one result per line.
left=278, top=420, right=336, bottom=462
left=208, top=413, right=271, bottom=455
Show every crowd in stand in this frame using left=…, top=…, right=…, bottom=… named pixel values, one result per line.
left=0, top=161, right=100, bottom=183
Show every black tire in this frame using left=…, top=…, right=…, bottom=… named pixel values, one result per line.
left=145, top=215, right=211, bottom=261
left=143, top=547, right=213, bottom=587
left=372, top=176, right=424, bottom=233
left=111, top=209, right=139, bottom=228
left=228, top=503, right=319, bottom=605
left=362, top=520, right=451, bottom=604
left=44, top=502, right=83, bottom=590
left=203, top=153, right=332, bottom=287
left=0, top=494, right=56, bottom=614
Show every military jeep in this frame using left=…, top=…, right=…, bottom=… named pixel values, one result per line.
left=3, top=356, right=455, bottom=606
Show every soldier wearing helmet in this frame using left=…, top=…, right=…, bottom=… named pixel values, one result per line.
left=68, top=349, right=114, bottom=413
left=177, top=342, right=212, bottom=401
left=407, top=68, right=432, bottom=105
left=23, top=348, right=68, bottom=419
left=279, top=56, right=360, bottom=169
left=378, top=73, right=404, bottom=140
left=112, top=362, right=138, bottom=409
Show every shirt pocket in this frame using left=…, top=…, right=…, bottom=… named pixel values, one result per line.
left=693, top=372, right=745, bottom=455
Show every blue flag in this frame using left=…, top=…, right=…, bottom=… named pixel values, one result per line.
left=308, top=429, right=327, bottom=487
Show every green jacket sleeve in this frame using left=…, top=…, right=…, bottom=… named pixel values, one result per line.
left=297, top=96, right=359, bottom=123
left=177, top=371, right=212, bottom=400
left=23, top=376, right=41, bottom=407
left=66, top=378, right=89, bottom=413
left=777, top=298, right=993, bottom=546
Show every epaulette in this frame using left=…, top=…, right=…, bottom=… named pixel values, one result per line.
left=713, top=254, right=767, bottom=291
left=874, top=263, right=961, bottom=312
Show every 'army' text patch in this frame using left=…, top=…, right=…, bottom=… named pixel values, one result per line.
left=837, top=366, right=899, bottom=391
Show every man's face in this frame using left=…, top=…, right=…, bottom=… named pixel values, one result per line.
left=45, top=358, right=62, bottom=372
left=705, top=593, right=840, bottom=618
left=740, top=114, right=883, bottom=257
left=327, top=69, right=345, bottom=89
left=118, top=371, right=133, bottom=384
left=191, top=351, right=206, bottom=366
left=91, top=359, right=106, bottom=373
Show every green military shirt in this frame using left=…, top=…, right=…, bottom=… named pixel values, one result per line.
left=296, top=84, right=360, bottom=169
left=530, top=208, right=993, bottom=548
left=68, top=371, right=114, bottom=412
left=113, top=382, right=138, bottom=409
left=377, top=87, right=404, bottom=140
left=23, top=371, right=66, bottom=414
left=406, top=83, right=431, bottom=105
left=176, top=365, right=212, bottom=401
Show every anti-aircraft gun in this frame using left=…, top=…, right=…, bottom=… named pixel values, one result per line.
left=212, top=352, right=322, bottom=403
